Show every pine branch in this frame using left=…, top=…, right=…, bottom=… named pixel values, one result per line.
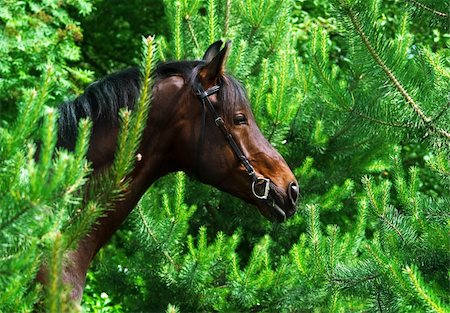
left=174, top=1, right=182, bottom=59
left=356, top=8, right=450, bottom=141
left=350, top=199, right=367, bottom=255
left=375, top=289, right=384, bottom=313
left=422, top=48, right=450, bottom=80
left=46, top=231, right=67, bottom=313
left=178, top=0, right=201, bottom=52
left=136, top=204, right=176, bottom=267
left=350, top=108, right=415, bottom=129
left=157, top=37, right=169, bottom=62
left=267, top=52, right=287, bottom=141
left=330, top=271, right=381, bottom=289
left=326, top=225, right=339, bottom=277
left=363, top=177, right=406, bottom=242
left=428, top=151, right=450, bottom=177
left=346, top=7, right=425, bottom=119
left=185, top=16, right=200, bottom=51
left=63, top=201, right=105, bottom=251
left=365, top=241, right=411, bottom=296
left=113, top=36, right=155, bottom=185
left=310, top=33, right=352, bottom=111
left=341, top=4, right=450, bottom=143
left=432, top=101, right=450, bottom=124
left=306, top=204, right=324, bottom=274
left=207, top=0, right=218, bottom=44
left=31, top=107, right=57, bottom=197
left=252, top=58, right=269, bottom=117
left=12, top=66, right=53, bottom=152
left=174, top=172, right=185, bottom=216
left=408, top=167, right=421, bottom=223
left=71, top=119, right=92, bottom=179
left=290, top=235, right=307, bottom=275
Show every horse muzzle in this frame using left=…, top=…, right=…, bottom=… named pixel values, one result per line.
left=254, top=179, right=299, bottom=222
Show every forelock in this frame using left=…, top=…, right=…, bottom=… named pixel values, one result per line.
left=217, top=75, right=251, bottom=122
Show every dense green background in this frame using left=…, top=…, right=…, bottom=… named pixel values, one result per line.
left=0, top=0, right=449, bottom=312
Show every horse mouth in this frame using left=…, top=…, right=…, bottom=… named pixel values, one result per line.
left=264, top=201, right=287, bottom=222
left=258, top=188, right=295, bottom=223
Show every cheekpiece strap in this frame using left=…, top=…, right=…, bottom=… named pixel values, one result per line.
left=194, top=80, right=271, bottom=201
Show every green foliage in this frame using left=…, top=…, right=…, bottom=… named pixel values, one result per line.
left=331, top=151, right=449, bottom=312
left=0, top=0, right=94, bottom=121
left=0, top=67, right=92, bottom=311
left=329, top=0, right=449, bottom=147
left=0, top=17, right=157, bottom=311
left=83, top=272, right=123, bottom=313
left=76, top=0, right=167, bottom=74
left=1, top=0, right=449, bottom=312
left=85, top=0, right=449, bottom=312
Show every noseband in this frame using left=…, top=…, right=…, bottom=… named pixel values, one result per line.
left=194, top=80, right=270, bottom=200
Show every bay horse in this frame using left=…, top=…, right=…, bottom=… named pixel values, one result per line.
left=40, top=41, right=299, bottom=301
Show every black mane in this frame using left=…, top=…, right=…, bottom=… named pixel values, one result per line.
left=58, top=67, right=141, bottom=148
left=57, top=60, right=250, bottom=149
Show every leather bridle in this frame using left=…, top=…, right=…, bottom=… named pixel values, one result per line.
left=194, top=79, right=271, bottom=200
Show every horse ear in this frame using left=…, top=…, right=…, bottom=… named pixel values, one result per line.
left=202, top=40, right=223, bottom=62
left=199, top=40, right=231, bottom=86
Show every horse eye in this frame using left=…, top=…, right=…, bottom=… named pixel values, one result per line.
left=233, top=114, right=247, bottom=125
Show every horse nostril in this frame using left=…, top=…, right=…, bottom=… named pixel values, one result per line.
left=288, top=181, right=299, bottom=204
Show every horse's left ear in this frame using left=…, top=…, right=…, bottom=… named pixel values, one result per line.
left=202, top=40, right=223, bottom=62
left=199, top=40, right=231, bottom=86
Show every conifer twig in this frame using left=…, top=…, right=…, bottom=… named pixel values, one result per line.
left=405, top=0, right=448, bottom=18
left=207, top=0, right=217, bottom=44
left=432, top=101, right=450, bottom=124
left=47, top=232, right=65, bottom=313
left=174, top=2, right=182, bottom=59
left=136, top=205, right=176, bottom=266
left=365, top=243, right=411, bottom=294
left=330, top=271, right=381, bottom=288
left=224, top=0, right=231, bottom=36
left=185, top=17, right=200, bottom=51
left=363, top=177, right=405, bottom=241
left=404, top=265, right=448, bottom=313
left=351, top=109, right=415, bottom=128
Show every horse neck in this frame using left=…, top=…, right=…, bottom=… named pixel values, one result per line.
left=58, top=111, right=176, bottom=300
left=78, top=83, right=184, bottom=263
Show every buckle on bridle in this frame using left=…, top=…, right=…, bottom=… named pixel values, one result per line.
left=252, top=177, right=270, bottom=200
left=214, top=117, right=224, bottom=126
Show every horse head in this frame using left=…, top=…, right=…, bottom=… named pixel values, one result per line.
left=153, top=41, right=299, bottom=222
